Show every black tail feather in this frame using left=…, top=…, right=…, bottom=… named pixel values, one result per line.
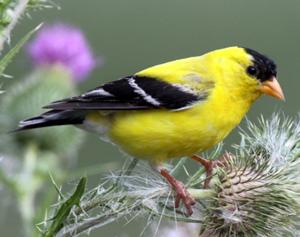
left=15, top=110, right=86, bottom=132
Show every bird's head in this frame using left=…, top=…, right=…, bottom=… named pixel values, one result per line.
left=244, top=47, right=284, bottom=100
left=205, top=46, right=284, bottom=102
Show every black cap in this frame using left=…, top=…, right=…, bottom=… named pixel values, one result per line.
left=245, top=48, right=277, bottom=82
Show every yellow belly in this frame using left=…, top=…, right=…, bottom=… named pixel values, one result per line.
left=109, top=111, right=215, bottom=161
left=107, top=97, right=250, bottom=162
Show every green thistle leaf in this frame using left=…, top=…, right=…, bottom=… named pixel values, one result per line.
left=43, top=177, right=86, bottom=237
left=0, top=24, right=42, bottom=77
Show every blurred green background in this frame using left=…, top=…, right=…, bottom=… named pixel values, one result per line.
left=1, top=0, right=300, bottom=236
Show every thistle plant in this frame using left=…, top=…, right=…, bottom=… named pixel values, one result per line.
left=0, top=23, right=96, bottom=155
left=42, top=114, right=300, bottom=237
left=27, top=23, right=97, bottom=82
left=0, top=23, right=98, bottom=237
left=0, top=0, right=30, bottom=51
left=0, top=0, right=54, bottom=51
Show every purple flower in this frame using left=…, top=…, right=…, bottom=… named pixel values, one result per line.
left=27, top=23, right=97, bottom=82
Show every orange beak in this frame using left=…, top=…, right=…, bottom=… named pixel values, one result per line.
left=259, top=76, right=285, bottom=101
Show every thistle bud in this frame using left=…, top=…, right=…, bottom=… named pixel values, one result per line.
left=27, top=23, right=97, bottom=83
left=200, top=115, right=300, bottom=237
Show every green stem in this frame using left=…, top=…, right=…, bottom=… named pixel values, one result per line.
left=18, top=143, right=38, bottom=237
left=57, top=186, right=209, bottom=236
left=57, top=207, right=129, bottom=237
left=188, top=188, right=215, bottom=199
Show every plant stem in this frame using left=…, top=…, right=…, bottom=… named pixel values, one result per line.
left=56, top=208, right=129, bottom=237
left=51, top=159, right=211, bottom=236
left=18, top=143, right=38, bottom=237
left=188, top=188, right=215, bottom=199
left=0, top=0, right=29, bottom=52
left=56, top=186, right=209, bottom=237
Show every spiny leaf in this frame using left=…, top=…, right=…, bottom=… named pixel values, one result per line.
left=0, top=23, right=42, bottom=77
left=27, top=0, right=58, bottom=10
left=43, top=177, right=87, bottom=237
left=49, top=173, right=65, bottom=200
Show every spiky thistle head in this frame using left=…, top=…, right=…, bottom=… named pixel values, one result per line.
left=201, top=155, right=299, bottom=237
left=201, top=114, right=300, bottom=237
left=239, top=114, right=300, bottom=167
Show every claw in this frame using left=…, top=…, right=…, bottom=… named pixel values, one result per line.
left=191, top=153, right=231, bottom=188
left=160, top=168, right=195, bottom=216
left=173, top=181, right=195, bottom=216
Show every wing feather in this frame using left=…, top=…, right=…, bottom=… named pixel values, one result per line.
left=44, top=75, right=212, bottom=111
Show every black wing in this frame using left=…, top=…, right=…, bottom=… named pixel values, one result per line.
left=44, top=75, right=210, bottom=111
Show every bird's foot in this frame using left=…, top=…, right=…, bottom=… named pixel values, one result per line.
left=191, top=152, right=231, bottom=188
left=160, top=168, right=196, bottom=216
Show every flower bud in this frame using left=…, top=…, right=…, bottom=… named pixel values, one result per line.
left=201, top=152, right=300, bottom=237
left=27, top=23, right=97, bottom=82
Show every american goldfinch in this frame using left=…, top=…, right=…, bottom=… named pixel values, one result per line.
left=16, top=46, right=284, bottom=215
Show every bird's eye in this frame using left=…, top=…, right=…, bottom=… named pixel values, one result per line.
left=247, top=66, right=258, bottom=77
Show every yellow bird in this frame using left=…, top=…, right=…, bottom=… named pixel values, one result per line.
left=16, top=46, right=284, bottom=215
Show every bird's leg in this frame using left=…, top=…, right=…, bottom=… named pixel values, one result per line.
left=160, top=169, right=196, bottom=216
left=153, top=165, right=196, bottom=216
left=191, top=153, right=231, bottom=188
